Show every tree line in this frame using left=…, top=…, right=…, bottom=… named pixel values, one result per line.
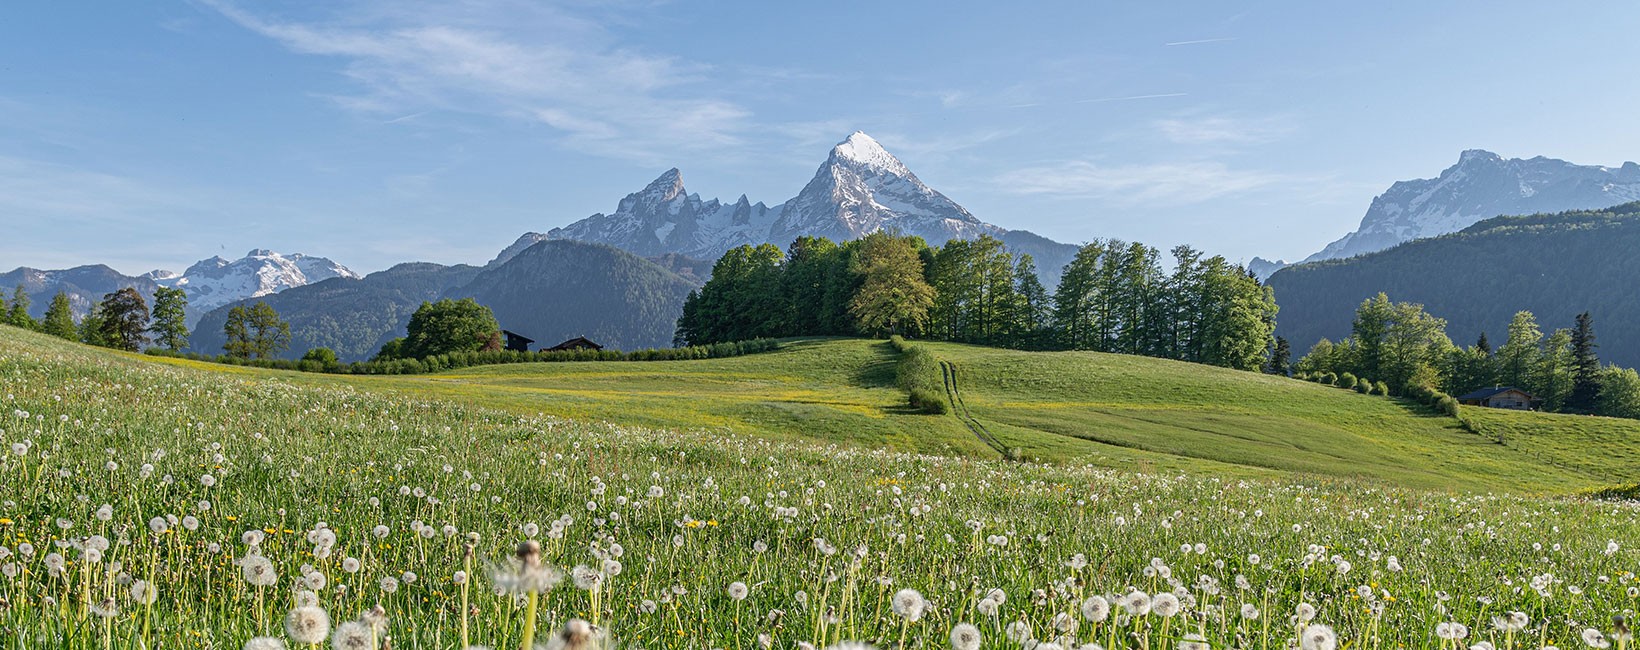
left=2, top=283, right=295, bottom=359
left=1295, top=293, right=1640, bottom=419
left=675, top=232, right=1278, bottom=371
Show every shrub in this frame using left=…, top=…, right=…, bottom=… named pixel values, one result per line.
left=1438, top=395, right=1460, bottom=417
left=301, top=347, right=338, bottom=366
left=1355, top=380, right=1371, bottom=394
left=1375, top=381, right=1390, bottom=396
left=1339, top=373, right=1357, bottom=390
left=1321, top=372, right=1337, bottom=386
left=908, top=388, right=948, bottom=415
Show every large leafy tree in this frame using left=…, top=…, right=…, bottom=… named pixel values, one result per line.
left=41, top=291, right=77, bottom=340
left=96, top=288, right=151, bottom=351
left=403, top=298, right=498, bottom=359
left=224, top=301, right=292, bottom=359
left=848, top=232, right=934, bottom=337
left=1051, top=241, right=1105, bottom=351
left=1496, top=311, right=1543, bottom=389
left=149, top=286, right=190, bottom=351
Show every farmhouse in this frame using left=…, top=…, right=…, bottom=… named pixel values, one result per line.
left=1456, top=386, right=1540, bottom=410
left=546, top=336, right=604, bottom=352
left=500, top=330, right=534, bottom=353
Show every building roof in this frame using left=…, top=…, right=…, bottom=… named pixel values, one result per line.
left=500, top=329, right=534, bottom=344
left=546, top=336, right=603, bottom=351
left=1455, top=386, right=1533, bottom=401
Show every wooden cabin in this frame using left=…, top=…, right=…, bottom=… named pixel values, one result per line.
left=501, top=330, right=534, bottom=353
left=546, top=336, right=603, bottom=352
left=1456, top=386, right=1539, bottom=410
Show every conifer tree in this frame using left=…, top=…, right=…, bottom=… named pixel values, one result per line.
left=6, top=285, right=34, bottom=330
left=41, top=291, right=77, bottom=340
left=1568, top=312, right=1601, bottom=412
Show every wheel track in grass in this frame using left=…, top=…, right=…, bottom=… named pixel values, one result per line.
left=941, top=360, right=1009, bottom=457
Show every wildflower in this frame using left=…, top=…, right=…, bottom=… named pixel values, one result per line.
left=572, top=565, right=603, bottom=591
left=130, top=579, right=157, bottom=605
left=1300, top=624, right=1337, bottom=650
left=892, top=588, right=926, bottom=622
left=1296, top=602, right=1316, bottom=624
left=1152, top=592, right=1181, bottom=618
left=285, top=606, right=331, bottom=645
left=950, top=623, right=982, bottom=650
left=1437, top=623, right=1471, bottom=641
left=492, top=540, right=562, bottom=595
left=239, top=555, right=278, bottom=587
left=1581, top=628, right=1609, bottom=649
left=91, top=597, right=119, bottom=618
left=729, top=581, right=750, bottom=601
left=330, top=620, right=374, bottom=650
left=342, top=558, right=361, bottom=574
left=244, top=638, right=287, bottom=650
left=148, top=517, right=169, bottom=535
left=1005, top=621, right=1033, bottom=644
left=1122, top=591, right=1151, bottom=616
left=1242, top=603, right=1260, bottom=620
left=1180, top=633, right=1209, bottom=650
left=1080, top=595, right=1110, bottom=623
left=544, top=619, right=599, bottom=650
left=378, top=576, right=399, bottom=594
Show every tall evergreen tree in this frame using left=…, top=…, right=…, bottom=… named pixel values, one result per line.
left=1266, top=336, right=1292, bottom=376
left=1475, top=332, right=1491, bottom=356
left=41, top=291, right=77, bottom=340
left=848, top=232, right=934, bottom=337
left=96, top=288, right=150, bottom=351
left=6, top=285, right=34, bottom=330
left=1568, top=312, right=1601, bottom=412
left=149, top=286, right=190, bottom=351
left=78, top=306, right=109, bottom=347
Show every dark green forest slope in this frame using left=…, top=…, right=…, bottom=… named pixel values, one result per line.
left=1269, top=203, right=1640, bottom=366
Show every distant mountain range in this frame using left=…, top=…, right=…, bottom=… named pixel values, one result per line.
left=2, top=250, right=357, bottom=326
left=503, top=132, right=1080, bottom=283
left=1253, top=150, right=1640, bottom=278
left=189, top=241, right=695, bottom=362
left=1267, top=202, right=1640, bottom=368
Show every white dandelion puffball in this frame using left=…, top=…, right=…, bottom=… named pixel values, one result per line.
left=728, top=581, right=750, bottom=601
left=892, top=588, right=926, bottom=621
left=1152, top=592, right=1181, bottom=618
left=1301, top=624, right=1338, bottom=650
left=283, top=606, right=330, bottom=645
left=1081, top=595, right=1110, bottom=623
left=330, top=620, right=373, bottom=650
left=243, top=637, right=287, bottom=650
left=950, top=623, right=982, bottom=650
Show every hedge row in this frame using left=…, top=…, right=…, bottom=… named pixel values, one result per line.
left=1294, top=371, right=1459, bottom=417
left=890, top=335, right=948, bottom=415
left=144, top=338, right=782, bottom=375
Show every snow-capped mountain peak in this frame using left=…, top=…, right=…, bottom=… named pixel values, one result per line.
left=526, top=131, right=1078, bottom=283
left=831, top=131, right=910, bottom=177
left=152, top=250, right=360, bottom=319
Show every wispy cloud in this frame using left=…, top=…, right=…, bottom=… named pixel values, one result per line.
left=993, top=160, right=1307, bottom=205
left=199, top=0, right=752, bottom=164
left=1154, top=115, right=1293, bottom=145
left=1165, top=37, right=1237, bottom=46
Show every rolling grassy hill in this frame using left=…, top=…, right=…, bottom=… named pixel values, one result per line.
left=130, top=333, right=1640, bottom=495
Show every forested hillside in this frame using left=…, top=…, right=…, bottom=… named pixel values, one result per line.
left=458, top=240, right=699, bottom=351
left=1269, top=203, right=1640, bottom=367
left=191, top=262, right=483, bottom=361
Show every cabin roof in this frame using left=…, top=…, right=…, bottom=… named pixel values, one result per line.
left=500, top=329, right=534, bottom=344
left=1455, top=386, right=1533, bottom=401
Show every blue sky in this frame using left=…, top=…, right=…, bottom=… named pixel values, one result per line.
left=4, top=1, right=1639, bottom=274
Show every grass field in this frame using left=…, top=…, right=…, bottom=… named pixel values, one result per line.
left=3, top=327, right=1638, bottom=650
left=149, top=336, right=1640, bottom=495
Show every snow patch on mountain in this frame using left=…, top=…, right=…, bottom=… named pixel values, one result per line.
left=150, top=250, right=360, bottom=318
